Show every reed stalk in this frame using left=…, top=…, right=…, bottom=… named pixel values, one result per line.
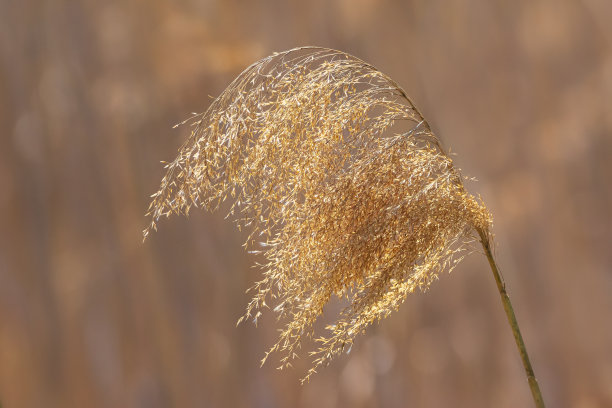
left=144, top=47, right=546, bottom=404
left=477, top=228, right=545, bottom=407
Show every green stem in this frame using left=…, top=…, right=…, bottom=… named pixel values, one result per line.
left=477, top=228, right=545, bottom=408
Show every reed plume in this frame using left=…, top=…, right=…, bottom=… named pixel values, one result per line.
left=144, top=47, right=544, bottom=406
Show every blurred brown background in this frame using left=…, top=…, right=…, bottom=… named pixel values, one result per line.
left=1, top=0, right=611, bottom=407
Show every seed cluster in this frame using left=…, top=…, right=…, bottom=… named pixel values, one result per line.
left=145, top=47, right=492, bottom=381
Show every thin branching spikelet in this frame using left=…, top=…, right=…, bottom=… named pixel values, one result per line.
left=145, top=47, right=492, bottom=381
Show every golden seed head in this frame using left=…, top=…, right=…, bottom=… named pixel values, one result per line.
left=144, top=47, right=492, bottom=381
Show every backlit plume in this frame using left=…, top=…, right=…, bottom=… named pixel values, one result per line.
left=145, top=47, right=492, bottom=381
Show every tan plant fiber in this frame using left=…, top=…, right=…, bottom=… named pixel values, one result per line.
left=144, top=47, right=492, bottom=381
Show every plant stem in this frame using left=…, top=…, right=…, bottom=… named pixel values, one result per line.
left=477, top=228, right=545, bottom=408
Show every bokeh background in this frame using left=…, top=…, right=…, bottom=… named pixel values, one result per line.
left=1, top=0, right=611, bottom=407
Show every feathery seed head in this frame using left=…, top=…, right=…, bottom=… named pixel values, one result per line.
left=145, top=47, right=492, bottom=380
